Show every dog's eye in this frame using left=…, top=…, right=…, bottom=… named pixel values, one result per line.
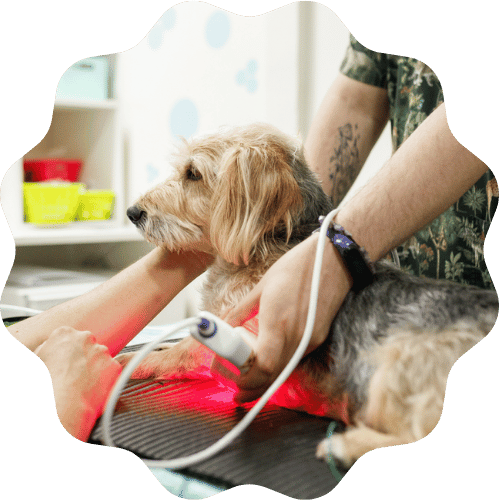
left=186, top=165, right=202, bottom=181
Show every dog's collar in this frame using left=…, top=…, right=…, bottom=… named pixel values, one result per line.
left=313, top=217, right=374, bottom=293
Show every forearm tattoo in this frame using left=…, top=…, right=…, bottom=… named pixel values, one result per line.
left=329, top=123, right=361, bottom=207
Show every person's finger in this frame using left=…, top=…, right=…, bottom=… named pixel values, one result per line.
left=223, top=281, right=263, bottom=326
left=234, top=360, right=274, bottom=403
left=102, top=357, right=123, bottom=388
left=82, top=331, right=97, bottom=345
left=234, top=333, right=289, bottom=403
left=34, top=341, right=46, bottom=356
left=233, top=316, right=290, bottom=401
left=234, top=386, right=268, bottom=404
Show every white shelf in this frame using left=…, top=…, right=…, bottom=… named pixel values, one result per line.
left=11, top=222, right=143, bottom=246
left=2, top=56, right=137, bottom=249
left=54, top=98, right=118, bottom=111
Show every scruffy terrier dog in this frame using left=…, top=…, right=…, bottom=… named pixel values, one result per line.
left=120, top=123, right=498, bottom=468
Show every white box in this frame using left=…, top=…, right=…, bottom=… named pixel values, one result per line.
left=1, top=265, right=109, bottom=318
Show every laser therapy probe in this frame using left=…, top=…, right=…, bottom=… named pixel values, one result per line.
left=100, top=208, right=342, bottom=469
left=190, top=311, right=255, bottom=369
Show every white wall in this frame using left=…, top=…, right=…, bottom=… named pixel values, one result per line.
left=299, top=2, right=349, bottom=135
left=305, top=2, right=392, bottom=204
left=118, top=3, right=300, bottom=206
left=118, top=2, right=391, bottom=208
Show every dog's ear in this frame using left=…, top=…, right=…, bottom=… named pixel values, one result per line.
left=210, top=142, right=303, bottom=265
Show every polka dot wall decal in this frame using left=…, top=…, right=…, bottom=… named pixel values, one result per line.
left=160, top=9, right=176, bottom=30
left=206, top=11, right=230, bottom=48
left=236, top=70, right=246, bottom=86
left=146, top=163, right=159, bottom=184
left=169, top=99, right=199, bottom=139
left=148, top=9, right=177, bottom=50
left=148, top=25, right=163, bottom=50
left=236, top=59, right=259, bottom=93
left=246, top=79, right=258, bottom=93
left=247, top=59, right=258, bottom=74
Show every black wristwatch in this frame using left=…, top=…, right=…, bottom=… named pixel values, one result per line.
left=313, top=216, right=375, bottom=292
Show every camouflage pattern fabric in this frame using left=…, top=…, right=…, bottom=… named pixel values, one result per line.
left=340, top=35, right=497, bottom=289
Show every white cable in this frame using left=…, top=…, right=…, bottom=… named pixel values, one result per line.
left=101, top=208, right=340, bottom=469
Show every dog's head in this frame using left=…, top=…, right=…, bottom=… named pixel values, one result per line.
left=127, top=123, right=329, bottom=265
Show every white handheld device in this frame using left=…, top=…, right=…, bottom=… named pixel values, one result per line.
left=190, top=311, right=254, bottom=368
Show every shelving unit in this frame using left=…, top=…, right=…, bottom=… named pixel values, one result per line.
left=12, top=222, right=142, bottom=246
left=1, top=55, right=141, bottom=247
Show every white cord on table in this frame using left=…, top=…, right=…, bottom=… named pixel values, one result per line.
left=101, top=208, right=340, bottom=469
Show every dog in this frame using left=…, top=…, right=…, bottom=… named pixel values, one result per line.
left=118, top=123, right=498, bottom=468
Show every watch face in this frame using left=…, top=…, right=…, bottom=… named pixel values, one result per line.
left=327, top=226, right=352, bottom=249
left=332, top=233, right=353, bottom=249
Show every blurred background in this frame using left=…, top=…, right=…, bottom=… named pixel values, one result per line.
left=0, top=2, right=391, bottom=325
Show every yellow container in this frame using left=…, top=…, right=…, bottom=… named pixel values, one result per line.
left=23, top=182, right=85, bottom=225
left=77, top=190, right=115, bottom=221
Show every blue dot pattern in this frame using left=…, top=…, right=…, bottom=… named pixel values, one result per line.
left=148, top=9, right=177, bottom=50
left=169, top=99, right=199, bottom=139
left=205, top=11, right=230, bottom=48
left=236, top=59, right=258, bottom=93
left=236, top=70, right=246, bottom=86
left=146, top=163, right=159, bottom=184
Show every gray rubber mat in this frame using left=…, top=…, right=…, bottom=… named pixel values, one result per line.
left=90, top=377, right=344, bottom=498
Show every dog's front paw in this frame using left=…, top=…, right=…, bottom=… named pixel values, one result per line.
left=115, top=351, right=135, bottom=368
left=115, top=343, right=177, bottom=380
left=316, top=434, right=354, bottom=469
left=114, top=337, right=203, bottom=380
left=114, top=351, right=157, bottom=380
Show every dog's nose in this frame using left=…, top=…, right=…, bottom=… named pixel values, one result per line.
left=127, top=206, right=146, bottom=224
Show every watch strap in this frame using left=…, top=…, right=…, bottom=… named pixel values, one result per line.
left=314, top=216, right=374, bottom=292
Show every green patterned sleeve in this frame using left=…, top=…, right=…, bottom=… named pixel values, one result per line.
left=340, top=35, right=388, bottom=89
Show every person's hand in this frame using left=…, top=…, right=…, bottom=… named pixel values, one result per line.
left=223, top=233, right=353, bottom=402
left=156, top=246, right=215, bottom=277
left=35, top=327, right=122, bottom=441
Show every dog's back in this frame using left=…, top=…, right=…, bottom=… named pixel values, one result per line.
left=325, top=262, right=498, bottom=413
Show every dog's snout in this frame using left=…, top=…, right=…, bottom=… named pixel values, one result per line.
left=127, top=206, right=146, bottom=224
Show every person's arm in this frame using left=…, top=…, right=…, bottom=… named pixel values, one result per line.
left=35, top=326, right=122, bottom=441
left=225, top=102, right=488, bottom=402
left=336, top=103, right=488, bottom=261
left=304, top=73, right=390, bottom=206
left=8, top=248, right=213, bottom=356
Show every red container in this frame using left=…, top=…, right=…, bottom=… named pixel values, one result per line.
left=24, top=158, right=82, bottom=182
